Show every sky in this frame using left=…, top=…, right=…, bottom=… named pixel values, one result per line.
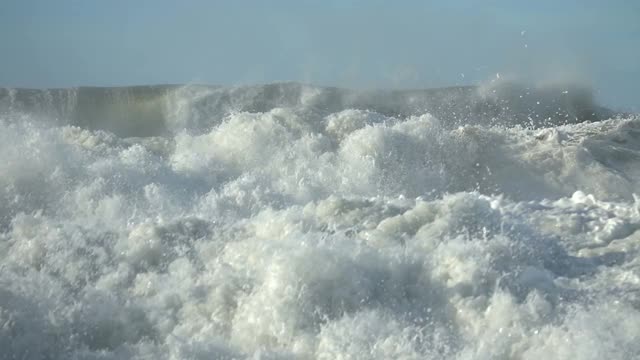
left=0, top=0, right=638, bottom=110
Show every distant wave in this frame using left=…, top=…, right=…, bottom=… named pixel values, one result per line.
left=0, top=82, right=615, bottom=137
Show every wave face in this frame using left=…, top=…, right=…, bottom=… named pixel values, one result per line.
left=1, top=82, right=639, bottom=359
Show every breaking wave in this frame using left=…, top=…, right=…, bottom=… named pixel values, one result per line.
left=1, top=82, right=639, bottom=359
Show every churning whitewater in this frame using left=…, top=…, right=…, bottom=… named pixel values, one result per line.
left=1, top=82, right=639, bottom=359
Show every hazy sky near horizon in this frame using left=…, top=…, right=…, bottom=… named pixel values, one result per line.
left=1, top=0, right=638, bottom=109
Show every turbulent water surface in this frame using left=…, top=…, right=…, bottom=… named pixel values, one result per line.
left=1, top=82, right=639, bottom=359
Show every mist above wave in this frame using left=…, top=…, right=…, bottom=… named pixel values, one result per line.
left=0, top=81, right=614, bottom=137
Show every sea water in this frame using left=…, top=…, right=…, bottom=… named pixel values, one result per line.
left=0, top=83, right=638, bottom=359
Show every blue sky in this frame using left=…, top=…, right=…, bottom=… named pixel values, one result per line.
left=1, top=0, right=638, bottom=109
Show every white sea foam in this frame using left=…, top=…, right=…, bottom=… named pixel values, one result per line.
left=0, top=84, right=639, bottom=359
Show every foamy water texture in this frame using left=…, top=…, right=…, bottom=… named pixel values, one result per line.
left=1, top=83, right=639, bottom=359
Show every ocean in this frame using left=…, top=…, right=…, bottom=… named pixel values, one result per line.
left=1, top=82, right=639, bottom=359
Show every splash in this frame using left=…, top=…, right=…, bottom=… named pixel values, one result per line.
left=0, top=83, right=638, bottom=359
